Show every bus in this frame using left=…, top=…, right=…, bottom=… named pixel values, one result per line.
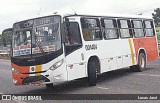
left=2, top=28, right=13, bottom=50
left=1, top=28, right=13, bottom=59
left=11, top=14, right=159, bottom=87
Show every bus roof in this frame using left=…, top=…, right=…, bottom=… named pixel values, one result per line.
left=64, top=13, right=153, bottom=20
left=13, top=13, right=153, bottom=25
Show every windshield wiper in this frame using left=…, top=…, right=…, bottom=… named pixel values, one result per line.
left=36, top=40, right=45, bottom=55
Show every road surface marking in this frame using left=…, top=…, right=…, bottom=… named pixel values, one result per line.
left=136, top=73, right=160, bottom=77
left=96, top=86, right=110, bottom=90
left=147, top=64, right=160, bottom=66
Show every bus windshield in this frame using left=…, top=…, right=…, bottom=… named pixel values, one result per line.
left=12, top=16, right=61, bottom=58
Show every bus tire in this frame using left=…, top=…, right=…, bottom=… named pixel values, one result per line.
left=46, top=83, right=53, bottom=88
left=130, top=53, right=146, bottom=72
left=88, top=59, right=97, bottom=86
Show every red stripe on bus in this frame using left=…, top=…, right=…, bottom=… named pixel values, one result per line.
left=11, top=63, right=29, bottom=85
left=133, top=37, right=158, bottom=62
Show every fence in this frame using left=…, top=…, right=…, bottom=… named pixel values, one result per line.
left=0, top=49, right=10, bottom=59
left=0, top=53, right=10, bottom=59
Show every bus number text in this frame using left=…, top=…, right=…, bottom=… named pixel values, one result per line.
left=85, top=44, right=97, bottom=51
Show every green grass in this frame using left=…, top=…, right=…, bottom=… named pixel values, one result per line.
left=156, top=32, right=160, bottom=41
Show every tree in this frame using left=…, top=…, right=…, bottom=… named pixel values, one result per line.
left=0, top=34, right=2, bottom=49
left=152, top=8, right=160, bottom=26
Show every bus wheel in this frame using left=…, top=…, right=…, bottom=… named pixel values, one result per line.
left=46, top=83, right=53, bottom=88
left=88, top=59, right=97, bottom=86
left=130, top=53, right=146, bottom=72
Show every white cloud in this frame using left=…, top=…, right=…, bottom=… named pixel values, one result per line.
left=0, top=0, right=160, bottom=33
left=0, top=0, right=39, bottom=15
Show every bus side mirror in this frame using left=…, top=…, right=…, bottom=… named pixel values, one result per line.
left=65, top=17, right=70, bottom=27
left=62, top=34, right=67, bottom=43
left=61, top=23, right=67, bottom=43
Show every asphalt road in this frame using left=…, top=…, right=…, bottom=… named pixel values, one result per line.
left=0, top=58, right=160, bottom=103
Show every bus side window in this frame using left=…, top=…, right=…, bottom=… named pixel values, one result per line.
left=66, top=22, right=82, bottom=45
left=132, top=20, right=144, bottom=38
left=65, top=22, right=82, bottom=55
left=102, top=19, right=119, bottom=39
left=144, top=20, right=155, bottom=37
left=81, top=18, right=102, bottom=41
left=82, top=29, right=92, bottom=41
left=118, top=19, right=132, bottom=38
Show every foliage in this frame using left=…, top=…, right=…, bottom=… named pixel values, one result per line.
left=0, top=34, right=2, bottom=48
left=152, top=8, right=160, bottom=26
left=157, top=32, right=160, bottom=41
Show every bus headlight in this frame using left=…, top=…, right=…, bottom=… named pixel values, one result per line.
left=50, top=59, right=64, bottom=70
left=12, top=68, right=20, bottom=74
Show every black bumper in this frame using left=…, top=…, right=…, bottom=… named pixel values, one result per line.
left=22, top=75, right=50, bottom=85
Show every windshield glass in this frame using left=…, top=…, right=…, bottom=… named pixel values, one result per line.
left=12, top=16, right=61, bottom=58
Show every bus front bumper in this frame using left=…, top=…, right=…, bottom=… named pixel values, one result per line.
left=22, top=75, right=50, bottom=85
left=12, top=69, right=66, bottom=86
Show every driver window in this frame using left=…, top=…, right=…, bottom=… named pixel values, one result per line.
left=65, top=22, right=82, bottom=55
left=66, top=22, right=82, bottom=45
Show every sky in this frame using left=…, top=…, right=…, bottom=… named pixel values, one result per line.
left=0, top=0, right=160, bottom=33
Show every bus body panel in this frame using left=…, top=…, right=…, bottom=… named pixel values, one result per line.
left=12, top=54, right=68, bottom=85
left=83, top=38, right=137, bottom=74
left=12, top=63, right=30, bottom=85
left=65, top=47, right=86, bottom=81
left=133, top=37, right=159, bottom=62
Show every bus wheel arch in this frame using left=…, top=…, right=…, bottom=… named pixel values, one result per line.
left=87, top=56, right=100, bottom=86
left=138, top=49, right=147, bottom=61
left=130, top=49, right=146, bottom=72
left=88, top=56, right=101, bottom=74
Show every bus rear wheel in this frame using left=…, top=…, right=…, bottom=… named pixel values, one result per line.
left=130, top=53, right=146, bottom=72
left=88, top=59, right=97, bottom=86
